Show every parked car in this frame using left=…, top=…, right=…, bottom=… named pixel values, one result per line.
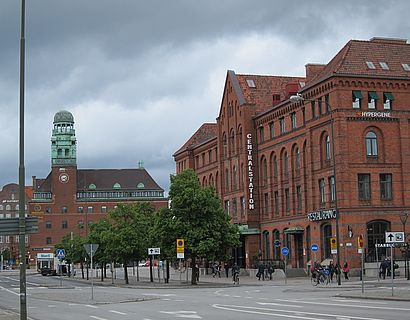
left=139, top=260, right=158, bottom=267
left=40, top=267, right=57, bottom=276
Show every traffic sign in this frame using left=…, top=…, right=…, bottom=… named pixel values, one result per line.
left=281, top=247, right=289, bottom=255
left=274, top=240, right=281, bottom=247
left=330, top=237, right=337, bottom=254
left=385, top=232, right=404, bottom=243
left=311, top=244, right=319, bottom=252
left=358, top=235, right=364, bottom=248
left=176, top=239, right=184, bottom=253
left=56, top=249, right=65, bottom=260
left=148, top=247, right=160, bottom=255
left=83, top=243, right=99, bottom=256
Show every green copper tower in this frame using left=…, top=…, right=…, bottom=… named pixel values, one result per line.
left=51, top=110, right=77, bottom=167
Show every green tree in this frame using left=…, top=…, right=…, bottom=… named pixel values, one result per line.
left=168, top=169, right=240, bottom=284
left=106, top=203, right=154, bottom=284
left=55, top=233, right=86, bottom=276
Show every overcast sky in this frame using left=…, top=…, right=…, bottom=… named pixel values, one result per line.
left=1, top=0, right=409, bottom=193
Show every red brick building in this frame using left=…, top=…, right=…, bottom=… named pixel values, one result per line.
left=29, top=111, right=168, bottom=267
left=174, top=38, right=410, bottom=272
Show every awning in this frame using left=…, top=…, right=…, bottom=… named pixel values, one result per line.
left=237, top=224, right=260, bottom=235
left=352, top=90, right=363, bottom=99
left=368, top=91, right=379, bottom=100
left=384, top=92, right=394, bottom=100
left=284, top=226, right=304, bottom=234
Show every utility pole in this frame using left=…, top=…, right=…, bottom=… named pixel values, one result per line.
left=18, top=1, right=27, bottom=319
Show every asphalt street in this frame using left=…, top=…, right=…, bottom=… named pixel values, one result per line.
left=0, top=268, right=409, bottom=320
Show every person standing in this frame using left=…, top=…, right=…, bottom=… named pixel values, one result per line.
left=257, top=263, right=265, bottom=280
left=328, top=261, right=335, bottom=282
left=224, top=262, right=230, bottom=278
left=342, top=261, right=349, bottom=280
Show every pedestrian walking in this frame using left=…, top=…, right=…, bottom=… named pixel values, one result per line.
left=256, top=263, right=265, bottom=281
left=328, top=261, right=335, bottom=282
left=342, top=261, right=349, bottom=280
left=224, top=262, right=230, bottom=278
left=268, top=264, right=275, bottom=280
left=379, top=259, right=388, bottom=279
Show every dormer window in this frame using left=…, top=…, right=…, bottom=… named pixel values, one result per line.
left=402, top=63, right=410, bottom=71
left=366, top=61, right=376, bottom=69
left=137, top=183, right=145, bottom=189
left=113, top=183, right=121, bottom=189
left=246, top=79, right=255, bottom=88
left=368, top=91, right=378, bottom=109
left=88, top=183, right=96, bottom=190
left=379, top=62, right=389, bottom=70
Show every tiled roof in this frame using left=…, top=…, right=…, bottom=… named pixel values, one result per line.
left=174, top=123, right=217, bottom=156
left=235, top=74, right=305, bottom=112
left=305, top=38, right=410, bottom=88
left=34, top=169, right=163, bottom=192
left=77, top=168, right=163, bottom=191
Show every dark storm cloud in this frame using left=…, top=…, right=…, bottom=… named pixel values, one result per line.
left=1, top=0, right=409, bottom=191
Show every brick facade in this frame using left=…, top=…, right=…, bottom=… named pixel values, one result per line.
left=174, top=38, right=410, bottom=271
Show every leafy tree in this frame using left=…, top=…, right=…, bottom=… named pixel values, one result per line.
left=168, top=169, right=240, bottom=284
left=55, top=233, right=87, bottom=276
left=105, top=202, right=155, bottom=284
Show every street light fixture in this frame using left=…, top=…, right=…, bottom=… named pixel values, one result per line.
left=290, top=93, right=342, bottom=285
left=399, top=212, right=409, bottom=280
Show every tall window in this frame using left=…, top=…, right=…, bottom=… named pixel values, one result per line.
left=263, top=231, right=270, bottom=259
left=365, top=131, right=378, bottom=156
left=224, top=168, right=229, bottom=191
left=311, top=100, right=316, bottom=119
left=238, top=127, right=243, bottom=149
left=318, top=97, right=323, bottom=115
left=352, top=90, right=362, bottom=108
left=383, top=92, right=394, bottom=110
left=264, top=193, right=269, bottom=216
left=259, top=126, right=264, bottom=143
left=222, top=133, right=227, bottom=158
left=274, top=191, right=279, bottom=214
left=224, top=200, right=230, bottom=216
left=240, top=197, right=245, bottom=217
left=329, top=176, right=336, bottom=202
left=233, top=166, right=238, bottom=190
left=325, top=135, right=331, bottom=160
left=306, top=226, right=311, bottom=262
left=295, top=148, right=301, bottom=175
left=291, top=112, right=297, bottom=129
left=325, top=94, right=330, bottom=113
left=368, top=91, right=378, bottom=109
left=319, top=179, right=325, bottom=204
left=269, top=122, right=275, bottom=139
left=380, top=173, right=392, bottom=200
left=279, top=117, right=285, bottom=134
left=285, top=188, right=290, bottom=212
left=367, top=220, right=390, bottom=261
left=296, top=185, right=302, bottom=211
left=358, top=173, right=371, bottom=200
left=229, top=130, right=235, bottom=155
left=273, top=156, right=278, bottom=180
left=283, top=152, right=289, bottom=178
left=261, top=159, right=267, bottom=186
left=46, top=237, right=52, bottom=245
left=61, top=206, right=68, bottom=213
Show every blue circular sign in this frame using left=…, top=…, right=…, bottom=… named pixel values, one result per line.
left=281, top=247, right=289, bottom=255
left=274, top=240, right=281, bottom=247
left=311, top=244, right=319, bottom=252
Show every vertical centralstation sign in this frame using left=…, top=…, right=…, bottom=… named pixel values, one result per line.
left=246, top=133, right=254, bottom=210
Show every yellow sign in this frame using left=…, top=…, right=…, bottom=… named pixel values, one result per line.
left=176, top=239, right=184, bottom=253
left=358, top=235, right=364, bottom=249
left=330, top=237, right=337, bottom=250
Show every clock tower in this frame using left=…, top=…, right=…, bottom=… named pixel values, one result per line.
left=50, top=110, right=78, bottom=208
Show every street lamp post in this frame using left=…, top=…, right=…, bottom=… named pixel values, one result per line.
left=290, top=94, right=342, bottom=285
left=399, top=212, right=409, bottom=280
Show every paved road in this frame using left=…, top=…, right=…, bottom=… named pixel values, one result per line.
left=1, top=269, right=409, bottom=320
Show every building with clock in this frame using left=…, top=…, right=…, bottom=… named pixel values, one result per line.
left=174, top=37, right=410, bottom=273
left=28, top=111, right=168, bottom=265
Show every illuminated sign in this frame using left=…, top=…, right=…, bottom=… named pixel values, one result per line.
left=246, top=133, right=254, bottom=210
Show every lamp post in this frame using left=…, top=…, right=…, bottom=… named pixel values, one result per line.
left=399, top=212, right=408, bottom=280
left=290, top=94, right=342, bottom=285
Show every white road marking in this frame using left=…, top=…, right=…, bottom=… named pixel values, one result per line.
left=109, top=310, right=127, bottom=315
left=212, top=304, right=387, bottom=320
left=258, top=302, right=302, bottom=308
left=89, top=317, right=107, bottom=320
left=274, top=299, right=410, bottom=311
left=160, top=311, right=202, bottom=319
left=48, top=305, right=56, bottom=308
left=332, top=299, right=388, bottom=305
left=143, top=293, right=176, bottom=297
left=85, top=304, right=98, bottom=309
left=0, top=285, right=20, bottom=296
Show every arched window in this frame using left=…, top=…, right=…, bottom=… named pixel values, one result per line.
left=366, top=131, right=378, bottom=156
left=113, top=183, right=121, bottom=189
left=224, top=168, right=229, bottom=192
left=272, top=156, right=278, bottom=180
left=88, top=183, right=96, bottom=190
left=229, top=129, right=235, bottom=155
left=283, top=152, right=289, bottom=178
left=5, top=205, right=11, bottom=211
left=263, top=231, right=270, bottom=259
left=137, top=183, right=145, bottom=189
left=238, top=126, right=243, bottom=149
left=322, top=224, right=333, bottom=259
left=367, top=220, right=390, bottom=261
left=295, top=147, right=301, bottom=175
left=325, top=135, right=331, bottom=160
